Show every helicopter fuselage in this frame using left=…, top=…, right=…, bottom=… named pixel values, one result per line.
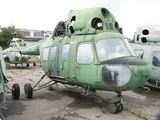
left=40, top=31, right=150, bottom=92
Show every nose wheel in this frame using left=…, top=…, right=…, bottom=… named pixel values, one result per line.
left=108, top=92, right=123, bottom=114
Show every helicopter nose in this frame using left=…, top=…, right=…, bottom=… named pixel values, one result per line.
left=101, top=57, right=151, bottom=91
left=129, top=65, right=151, bottom=88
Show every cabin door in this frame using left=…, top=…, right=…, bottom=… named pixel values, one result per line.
left=75, top=42, right=98, bottom=86
left=47, top=37, right=65, bottom=76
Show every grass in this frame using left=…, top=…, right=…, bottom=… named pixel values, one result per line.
left=47, top=85, right=57, bottom=90
left=10, top=70, right=18, bottom=75
left=28, top=79, right=34, bottom=82
left=26, top=67, right=33, bottom=70
left=95, top=93, right=109, bottom=104
left=124, top=108, right=149, bottom=120
left=6, top=75, right=12, bottom=79
left=32, top=69, right=35, bottom=74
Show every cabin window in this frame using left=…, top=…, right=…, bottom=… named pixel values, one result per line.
left=50, top=46, right=57, bottom=61
left=152, top=53, right=160, bottom=67
left=77, top=44, right=94, bottom=64
left=134, top=50, right=144, bottom=59
left=61, top=44, right=70, bottom=60
left=96, top=38, right=130, bottom=61
left=43, top=48, right=49, bottom=61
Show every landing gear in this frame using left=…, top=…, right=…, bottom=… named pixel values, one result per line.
left=12, top=83, right=20, bottom=99
left=24, top=71, right=57, bottom=99
left=21, top=63, right=23, bottom=69
left=108, top=103, right=118, bottom=114
left=26, top=62, right=29, bottom=67
left=24, top=83, right=33, bottom=98
left=108, top=92, right=123, bottom=114
left=33, top=62, right=36, bottom=67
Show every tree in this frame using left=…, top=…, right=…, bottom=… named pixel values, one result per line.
left=0, top=25, right=25, bottom=49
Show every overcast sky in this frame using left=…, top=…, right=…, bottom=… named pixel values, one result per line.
left=1, top=0, right=160, bottom=38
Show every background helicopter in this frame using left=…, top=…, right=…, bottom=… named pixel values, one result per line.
left=0, top=50, right=20, bottom=119
left=18, top=7, right=151, bottom=114
left=2, top=33, right=34, bottom=68
left=129, top=25, right=160, bottom=87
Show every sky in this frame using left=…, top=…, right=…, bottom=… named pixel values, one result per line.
left=0, top=0, right=160, bottom=38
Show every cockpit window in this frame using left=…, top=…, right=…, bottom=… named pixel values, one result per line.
left=124, top=39, right=136, bottom=56
left=96, top=38, right=130, bottom=61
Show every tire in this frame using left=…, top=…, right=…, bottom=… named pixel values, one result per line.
left=26, top=63, right=29, bottom=67
left=109, top=103, right=118, bottom=114
left=12, top=83, right=20, bottom=99
left=118, top=103, right=123, bottom=112
left=33, top=62, right=36, bottom=66
left=24, top=83, right=33, bottom=98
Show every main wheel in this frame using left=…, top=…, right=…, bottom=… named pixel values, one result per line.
left=26, top=63, right=29, bottom=67
left=109, top=103, right=118, bottom=114
left=12, top=83, right=20, bottom=99
left=24, top=83, right=33, bottom=98
left=33, top=62, right=36, bottom=66
left=118, top=103, right=123, bottom=112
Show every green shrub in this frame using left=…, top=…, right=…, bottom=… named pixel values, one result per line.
left=47, top=85, right=56, bottom=90
left=5, top=62, right=11, bottom=69
left=30, top=55, right=40, bottom=63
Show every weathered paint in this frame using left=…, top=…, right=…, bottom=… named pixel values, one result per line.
left=22, top=7, right=151, bottom=93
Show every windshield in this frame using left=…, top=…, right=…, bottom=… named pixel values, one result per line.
left=96, top=38, right=130, bottom=61
left=124, top=38, right=136, bottom=56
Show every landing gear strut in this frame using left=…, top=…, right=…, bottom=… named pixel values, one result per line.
left=24, top=71, right=57, bottom=99
left=108, top=92, right=123, bottom=114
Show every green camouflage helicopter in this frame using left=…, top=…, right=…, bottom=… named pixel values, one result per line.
left=0, top=50, right=20, bottom=119
left=20, top=7, right=151, bottom=114
left=2, top=33, right=33, bottom=68
left=129, top=25, right=160, bottom=87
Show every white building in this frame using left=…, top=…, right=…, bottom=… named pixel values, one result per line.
left=21, top=29, right=52, bottom=45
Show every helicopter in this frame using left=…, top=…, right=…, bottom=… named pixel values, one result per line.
left=0, top=50, right=20, bottom=119
left=2, top=33, right=34, bottom=68
left=20, top=7, right=151, bottom=114
left=129, top=24, right=160, bottom=87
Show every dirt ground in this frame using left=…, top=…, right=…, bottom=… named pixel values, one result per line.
left=1, top=63, right=160, bottom=120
